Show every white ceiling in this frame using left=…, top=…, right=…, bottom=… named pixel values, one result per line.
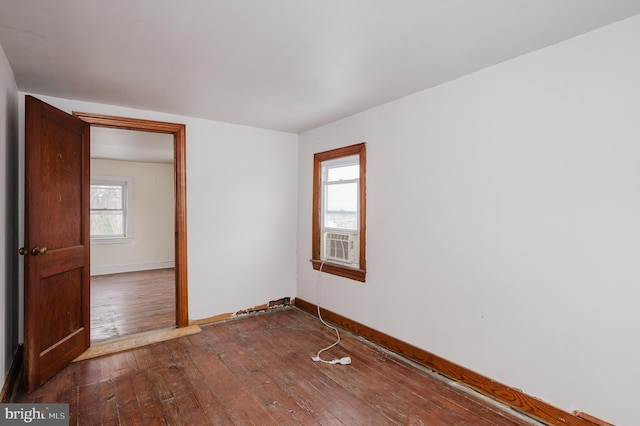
left=91, top=127, right=174, bottom=164
left=1, top=1, right=640, bottom=134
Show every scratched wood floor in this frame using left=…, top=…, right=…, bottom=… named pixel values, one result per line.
left=16, top=308, right=538, bottom=425
left=91, top=269, right=176, bottom=343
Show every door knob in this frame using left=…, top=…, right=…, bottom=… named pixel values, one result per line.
left=31, top=247, right=48, bottom=256
left=18, top=247, right=26, bottom=255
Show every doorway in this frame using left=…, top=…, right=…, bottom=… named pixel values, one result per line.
left=89, top=127, right=176, bottom=342
left=73, top=111, right=189, bottom=331
left=22, top=97, right=189, bottom=391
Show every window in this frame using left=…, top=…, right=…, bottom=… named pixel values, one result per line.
left=90, top=176, right=132, bottom=242
left=312, top=143, right=366, bottom=281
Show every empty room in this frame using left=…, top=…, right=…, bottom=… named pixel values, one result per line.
left=2, top=1, right=640, bottom=425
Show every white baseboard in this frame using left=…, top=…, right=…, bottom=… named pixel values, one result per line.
left=90, top=261, right=175, bottom=276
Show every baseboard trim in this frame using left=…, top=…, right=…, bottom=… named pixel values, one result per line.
left=190, top=312, right=234, bottom=326
left=574, top=411, right=613, bottom=426
left=294, top=298, right=596, bottom=426
left=1, top=345, right=23, bottom=403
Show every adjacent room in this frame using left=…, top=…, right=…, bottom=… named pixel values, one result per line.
left=89, top=127, right=177, bottom=343
left=2, top=1, right=640, bottom=425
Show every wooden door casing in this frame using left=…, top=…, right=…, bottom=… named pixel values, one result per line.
left=72, top=112, right=188, bottom=328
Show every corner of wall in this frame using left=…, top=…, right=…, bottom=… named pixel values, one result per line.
left=0, top=41, right=22, bottom=383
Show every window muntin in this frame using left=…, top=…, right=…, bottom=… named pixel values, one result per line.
left=312, top=143, right=366, bottom=282
left=90, top=177, right=132, bottom=241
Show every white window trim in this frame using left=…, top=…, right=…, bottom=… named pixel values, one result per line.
left=90, top=175, right=133, bottom=244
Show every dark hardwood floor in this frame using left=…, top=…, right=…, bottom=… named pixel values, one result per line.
left=91, top=269, right=176, bottom=343
left=17, top=308, right=539, bottom=425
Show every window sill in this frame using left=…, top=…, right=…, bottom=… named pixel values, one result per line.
left=310, top=259, right=366, bottom=282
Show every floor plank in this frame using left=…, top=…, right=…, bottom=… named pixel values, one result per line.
left=91, top=269, right=176, bottom=343
left=17, top=308, right=540, bottom=425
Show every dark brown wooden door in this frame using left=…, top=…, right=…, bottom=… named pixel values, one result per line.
left=23, top=95, right=91, bottom=392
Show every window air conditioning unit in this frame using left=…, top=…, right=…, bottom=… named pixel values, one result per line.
left=323, top=232, right=357, bottom=264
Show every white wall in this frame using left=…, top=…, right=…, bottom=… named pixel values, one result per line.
left=90, top=158, right=175, bottom=275
left=297, top=14, right=640, bottom=425
left=18, top=94, right=299, bottom=323
left=0, top=43, right=19, bottom=377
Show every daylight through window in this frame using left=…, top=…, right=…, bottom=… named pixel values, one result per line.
left=312, top=143, right=366, bottom=282
left=90, top=178, right=131, bottom=239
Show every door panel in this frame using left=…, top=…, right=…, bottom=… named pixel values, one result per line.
left=24, top=95, right=90, bottom=392
left=38, top=269, right=83, bottom=350
left=39, top=117, right=83, bottom=248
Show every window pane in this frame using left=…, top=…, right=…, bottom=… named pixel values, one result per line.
left=327, top=164, right=358, bottom=182
left=91, top=185, right=123, bottom=209
left=91, top=211, right=124, bottom=236
left=324, top=212, right=357, bottom=230
left=327, top=182, right=357, bottom=212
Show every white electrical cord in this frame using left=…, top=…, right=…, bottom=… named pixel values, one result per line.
left=311, top=260, right=352, bottom=365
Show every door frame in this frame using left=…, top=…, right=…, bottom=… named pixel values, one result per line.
left=73, top=112, right=189, bottom=327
